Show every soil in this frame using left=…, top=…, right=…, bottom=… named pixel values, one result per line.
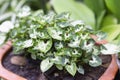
left=2, top=50, right=113, bottom=80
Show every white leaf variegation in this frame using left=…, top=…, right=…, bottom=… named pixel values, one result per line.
left=18, top=6, right=31, bottom=18
left=92, top=47, right=100, bottom=55
left=8, top=11, right=113, bottom=76
left=71, top=20, right=84, bottom=26
left=82, top=41, right=94, bottom=53
left=47, top=27, right=63, bottom=40
left=75, top=26, right=84, bottom=33
left=22, top=39, right=33, bottom=48
left=96, top=32, right=107, bottom=41
left=77, top=65, right=84, bottom=75
left=40, top=58, right=53, bottom=72
left=101, top=43, right=120, bottom=55
left=55, top=42, right=64, bottom=50
left=68, top=36, right=81, bottom=48
left=71, top=49, right=82, bottom=57
left=89, top=55, right=102, bottom=67
left=65, top=63, right=77, bottom=76
left=80, top=33, right=89, bottom=40
left=57, top=22, right=70, bottom=28
left=29, top=30, right=38, bottom=39
left=56, top=12, right=70, bottom=20
left=0, top=21, right=14, bottom=33
left=34, top=39, right=52, bottom=53
left=51, top=56, right=69, bottom=66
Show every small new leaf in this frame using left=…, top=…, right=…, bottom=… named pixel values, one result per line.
left=56, top=64, right=63, bottom=70
left=89, top=55, right=102, bottom=67
left=31, top=53, right=36, bottom=60
left=77, top=65, right=84, bottom=75
left=65, top=63, right=77, bottom=76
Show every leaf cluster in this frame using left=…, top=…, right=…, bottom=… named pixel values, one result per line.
left=9, top=11, right=106, bottom=76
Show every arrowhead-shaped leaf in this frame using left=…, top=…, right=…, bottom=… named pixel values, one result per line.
left=40, top=58, right=53, bottom=72
left=89, top=55, right=102, bottom=67
left=34, top=39, right=52, bottom=53
left=65, top=63, right=77, bottom=76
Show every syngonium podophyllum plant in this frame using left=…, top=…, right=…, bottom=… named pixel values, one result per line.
left=8, top=11, right=108, bottom=76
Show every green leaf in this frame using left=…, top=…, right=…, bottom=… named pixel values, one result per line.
left=30, top=29, right=50, bottom=39
left=52, top=0, right=95, bottom=28
left=51, top=56, right=69, bottom=66
left=96, top=10, right=106, bottom=30
left=101, top=24, right=120, bottom=42
left=65, top=63, right=77, bottom=76
left=101, top=43, right=120, bottom=55
left=34, top=39, right=52, bottom=53
left=56, top=48, right=72, bottom=56
left=113, top=35, right=120, bottom=44
left=40, top=58, right=53, bottom=72
left=89, top=55, right=102, bottom=67
left=101, top=14, right=118, bottom=27
left=77, top=65, right=84, bottom=75
left=8, top=10, right=106, bottom=76
left=71, top=49, right=82, bottom=57
left=68, top=35, right=81, bottom=48
left=84, top=0, right=106, bottom=30
left=47, top=27, right=63, bottom=40
left=31, top=53, right=36, bottom=60
left=22, top=39, right=33, bottom=48
left=0, top=33, right=6, bottom=46
left=96, top=31, right=107, bottom=40
left=82, top=40, right=94, bottom=53
left=92, top=47, right=100, bottom=56
left=84, top=0, right=105, bottom=17
left=56, top=12, right=70, bottom=21
left=105, top=0, right=120, bottom=21
left=56, top=64, right=63, bottom=70
left=54, top=42, right=64, bottom=50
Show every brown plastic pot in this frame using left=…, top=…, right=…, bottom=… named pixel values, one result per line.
left=99, top=54, right=118, bottom=80
left=0, top=41, right=118, bottom=80
left=0, top=41, right=27, bottom=80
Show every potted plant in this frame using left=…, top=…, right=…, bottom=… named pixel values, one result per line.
left=0, top=11, right=119, bottom=80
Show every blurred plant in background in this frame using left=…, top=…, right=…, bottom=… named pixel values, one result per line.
left=0, top=78, right=3, bottom=80
left=0, top=0, right=120, bottom=46
left=0, top=0, right=50, bottom=45
left=51, top=0, right=120, bottom=45
left=0, top=0, right=50, bottom=23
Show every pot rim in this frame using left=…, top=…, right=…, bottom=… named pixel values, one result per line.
left=0, top=41, right=27, bottom=80
left=99, top=54, right=118, bottom=80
